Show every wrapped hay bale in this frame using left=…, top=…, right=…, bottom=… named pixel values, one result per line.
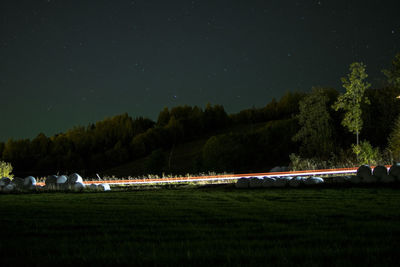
left=303, top=177, right=324, bottom=185
left=68, top=173, right=83, bottom=184
left=24, top=176, right=36, bottom=189
left=0, top=177, right=11, bottom=187
left=12, top=177, right=24, bottom=189
left=89, top=183, right=99, bottom=190
left=73, top=182, right=86, bottom=191
left=357, top=165, right=372, bottom=182
left=262, top=177, right=276, bottom=188
left=373, top=165, right=388, bottom=180
left=3, top=183, right=16, bottom=192
left=235, top=177, right=249, bottom=189
left=98, top=183, right=111, bottom=191
left=289, top=176, right=304, bottom=187
left=389, top=163, right=400, bottom=181
left=56, top=175, right=68, bottom=184
left=45, top=175, right=58, bottom=185
left=349, top=175, right=362, bottom=184
left=274, top=176, right=292, bottom=187
left=249, top=177, right=264, bottom=188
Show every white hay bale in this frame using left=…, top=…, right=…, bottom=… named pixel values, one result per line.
left=289, top=176, right=304, bottom=187
left=12, top=177, right=24, bottom=188
left=56, top=175, right=68, bottom=184
left=373, top=165, right=388, bottom=180
left=0, top=177, right=11, bottom=187
left=262, top=177, right=276, bottom=188
left=88, top=183, right=99, bottom=190
left=73, top=182, right=86, bottom=191
left=45, top=175, right=58, bottom=186
left=24, top=176, right=37, bottom=187
left=274, top=176, right=292, bottom=187
left=68, top=173, right=83, bottom=184
left=249, top=177, right=264, bottom=188
left=357, top=165, right=372, bottom=181
left=349, top=175, right=362, bottom=184
left=235, top=177, right=249, bottom=188
left=304, top=177, right=324, bottom=185
left=3, top=183, right=16, bottom=192
left=98, top=183, right=111, bottom=191
left=389, top=163, right=400, bottom=181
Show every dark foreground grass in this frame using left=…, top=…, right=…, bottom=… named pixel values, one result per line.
left=0, top=185, right=399, bottom=266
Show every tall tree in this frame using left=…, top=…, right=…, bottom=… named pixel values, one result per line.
left=332, top=62, right=371, bottom=147
left=293, top=87, right=335, bottom=159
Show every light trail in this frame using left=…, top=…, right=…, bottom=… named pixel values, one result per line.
left=35, top=166, right=390, bottom=186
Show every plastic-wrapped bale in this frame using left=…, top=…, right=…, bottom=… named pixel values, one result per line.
left=73, top=182, right=86, bottom=191
left=45, top=175, right=58, bottom=190
left=3, top=183, right=16, bottom=192
left=89, top=183, right=99, bottom=190
left=373, top=165, right=388, bottom=180
left=262, top=177, right=276, bottom=188
left=289, top=176, right=304, bottom=187
left=98, top=183, right=111, bottom=191
left=303, top=177, right=324, bottom=185
left=389, top=163, right=400, bottom=181
left=235, top=178, right=249, bottom=189
left=349, top=175, right=362, bottom=184
left=68, top=173, right=83, bottom=184
left=274, top=176, right=292, bottom=187
left=0, top=177, right=11, bottom=187
left=249, top=177, right=264, bottom=188
left=56, top=175, right=67, bottom=184
left=357, top=165, right=372, bottom=182
left=12, top=177, right=24, bottom=189
left=23, top=176, right=36, bottom=190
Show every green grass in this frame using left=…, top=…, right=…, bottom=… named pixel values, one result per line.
left=0, top=186, right=399, bottom=266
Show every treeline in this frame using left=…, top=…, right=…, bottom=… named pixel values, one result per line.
left=0, top=93, right=302, bottom=176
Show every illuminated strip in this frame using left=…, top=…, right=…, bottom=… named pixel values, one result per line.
left=35, top=165, right=390, bottom=186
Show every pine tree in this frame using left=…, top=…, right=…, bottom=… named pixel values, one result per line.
left=388, top=115, right=400, bottom=161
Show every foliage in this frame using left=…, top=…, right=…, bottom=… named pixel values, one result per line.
left=382, top=53, right=400, bottom=88
left=144, top=149, right=168, bottom=175
left=388, top=115, right=400, bottom=161
left=0, top=160, right=13, bottom=178
left=332, top=62, right=371, bottom=145
left=292, top=87, right=336, bottom=159
left=352, top=140, right=382, bottom=166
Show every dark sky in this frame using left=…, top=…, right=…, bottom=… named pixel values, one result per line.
left=1, top=0, right=399, bottom=141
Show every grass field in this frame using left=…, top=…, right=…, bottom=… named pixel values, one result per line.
left=0, top=185, right=399, bottom=266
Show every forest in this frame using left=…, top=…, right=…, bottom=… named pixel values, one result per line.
left=1, top=53, right=400, bottom=177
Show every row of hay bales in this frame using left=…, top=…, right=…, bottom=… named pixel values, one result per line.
left=0, top=176, right=37, bottom=192
left=235, top=164, right=400, bottom=189
left=0, top=173, right=111, bottom=193
left=352, top=164, right=400, bottom=183
left=236, top=176, right=324, bottom=188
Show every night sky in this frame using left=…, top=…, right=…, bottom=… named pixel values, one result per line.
left=1, top=0, right=399, bottom=141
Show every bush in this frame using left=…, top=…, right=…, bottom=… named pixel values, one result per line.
left=0, top=161, right=13, bottom=179
left=352, top=140, right=382, bottom=166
